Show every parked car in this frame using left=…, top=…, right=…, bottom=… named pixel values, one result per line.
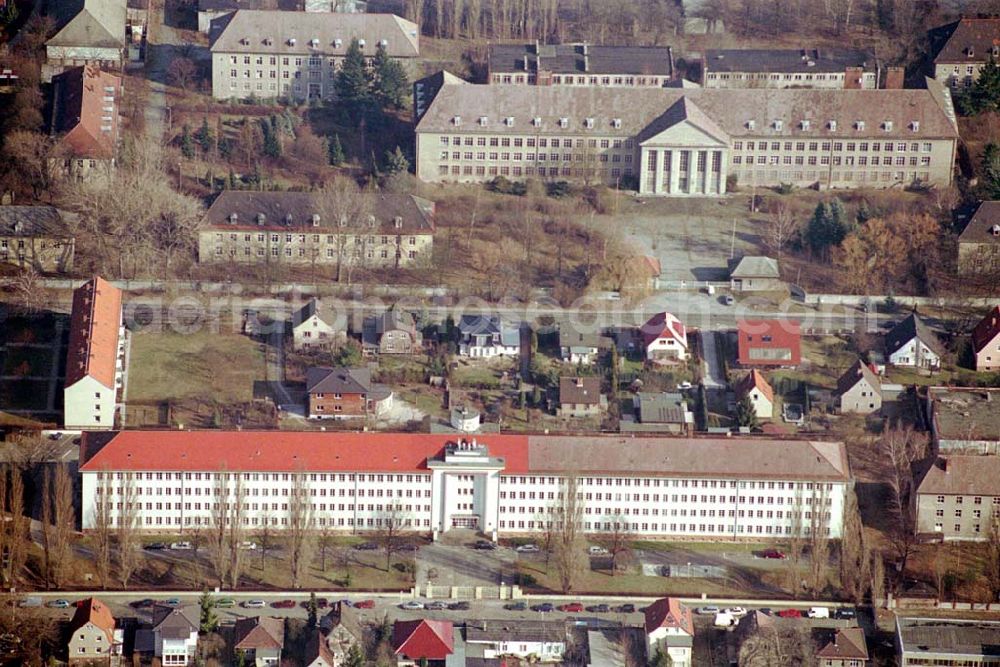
left=758, top=608, right=773, bottom=616
left=588, top=546, right=609, bottom=555
left=131, top=598, right=156, bottom=609
left=723, top=607, right=748, bottom=617
left=677, top=381, right=693, bottom=390
left=834, top=608, right=857, bottom=620
left=353, top=599, right=375, bottom=609
left=354, top=542, right=378, bottom=551
left=515, top=544, right=540, bottom=553
left=696, top=606, right=721, bottom=615
left=760, top=549, right=787, bottom=559
left=473, top=540, right=497, bottom=550
left=169, top=541, right=192, bottom=550
left=776, top=609, right=802, bottom=618
left=807, top=607, right=830, bottom=619
left=504, top=602, right=527, bottom=611
left=17, top=597, right=42, bottom=608
left=532, top=603, right=555, bottom=613
left=216, top=598, right=235, bottom=608
left=586, top=604, right=610, bottom=613
left=425, top=602, right=447, bottom=611
left=722, top=295, right=735, bottom=306
left=243, top=600, right=266, bottom=609
left=616, top=603, right=636, bottom=614
left=559, top=602, right=584, bottom=612
left=399, top=601, right=425, bottom=610
left=163, top=598, right=181, bottom=607
left=271, top=599, right=296, bottom=609
left=448, top=602, right=470, bottom=611
left=46, top=599, right=71, bottom=609
left=144, top=542, right=167, bottom=551
left=238, top=541, right=258, bottom=550
left=316, top=598, right=329, bottom=609
left=714, top=612, right=737, bottom=627
left=398, top=543, right=419, bottom=552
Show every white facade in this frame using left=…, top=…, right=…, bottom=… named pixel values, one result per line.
left=646, top=334, right=688, bottom=361
left=156, top=632, right=197, bottom=666
left=293, top=314, right=337, bottom=351
left=65, top=374, right=119, bottom=431
left=469, top=637, right=564, bottom=661
left=888, top=338, right=941, bottom=370
left=745, top=386, right=773, bottom=420
left=647, top=627, right=691, bottom=667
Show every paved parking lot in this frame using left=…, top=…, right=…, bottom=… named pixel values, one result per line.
left=415, top=543, right=517, bottom=587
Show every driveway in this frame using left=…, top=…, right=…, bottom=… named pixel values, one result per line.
left=699, top=330, right=726, bottom=391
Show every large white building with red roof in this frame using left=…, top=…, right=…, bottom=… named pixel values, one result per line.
left=79, top=431, right=850, bottom=542
left=64, top=277, right=125, bottom=430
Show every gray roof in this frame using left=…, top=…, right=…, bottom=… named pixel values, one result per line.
left=362, top=310, right=419, bottom=347
left=885, top=313, right=944, bottom=357
left=415, top=79, right=960, bottom=140
left=959, top=201, right=1000, bottom=245
left=209, top=10, right=418, bottom=56
left=897, top=617, right=1000, bottom=657
left=635, top=392, right=689, bottom=424
left=465, top=620, right=565, bottom=644
left=704, top=48, right=875, bottom=74
left=151, top=606, right=198, bottom=639
left=306, top=366, right=372, bottom=394
left=835, top=359, right=881, bottom=398
left=205, top=191, right=435, bottom=234
left=46, top=0, right=125, bottom=48
left=458, top=315, right=519, bottom=347
left=915, top=455, right=1000, bottom=496
left=928, top=387, right=1000, bottom=442
left=292, top=298, right=321, bottom=328
left=930, top=18, right=1000, bottom=64
left=0, top=206, right=74, bottom=237
left=488, top=42, right=673, bottom=78
left=557, top=324, right=609, bottom=351
left=729, top=256, right=779, bottom=279
left=199, top=0, right=298, bottom=13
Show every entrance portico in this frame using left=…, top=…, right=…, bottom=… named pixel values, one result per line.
left=428, top=438, right=505, bottom=541
left=637, top=97, right=730, bottom=196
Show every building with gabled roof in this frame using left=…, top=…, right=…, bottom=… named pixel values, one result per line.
left=68, top=597, right=121, bottom=663
left=304, top=628, right=336, bottom=667
left=835, top=359, right=882, bottom=415
left=884, top=313, right=943, bottom=370
left=735, top=369, right=774, bottom=420
left=291, top=299, right=342, bottom=351
left=45, top=0, right=126, bottom=68
left=958, top=201, right=1000, bottom=276
left=703, top=48, right=877, bottom=89
left=914, top=455, right=1000, bottom=540
left=557, top=376, right=604, bottom=418
left=305, top=366, right=392, bottom=419
left=737, top=320, right=800, bottom=367
left=641, top=312, right=688, bottom=362
left=971, top=305, right=1000, bottom=371
left=557, top=323, right=610, bottom=365
left=150, top=605, right=199, bottom=665
left=233, top=616, right=284, bottom=667
left=643, top=597, right=694, bottom=666
left=929, top=18, right=1000, bottom=89
left=464, top=619, right=565, bottom=661
left=728, top=255, right=781, bottom=292
left=64, top=277, right=125, bottom=430
left=814, top=626, right=868, bottom=666
left=209, top=10, right=418, bottom=101
left=623, top=392, right=693, bottom=434
left=392, top=619, right=454, bottom=664
left=362, top=309, right=422, bottom=355
left=457, top=314, right=519, bottom=358
left=896, top=616, right=1000, bottom=665
left=49, top=65, right=122, bottom=180
left=0, top=205, right=76, bottom=272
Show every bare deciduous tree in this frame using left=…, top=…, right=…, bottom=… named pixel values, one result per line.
left=738, top=625, right=815, bottom=667
left=594, top=515, right=633, bottom=576
left=373, top=502, right=409, bottom=573
left=227, top=474, right=247, bottom=589
left=0, top=465, right=30, bottom=587
left=881, top=423, right=928, bottom=589
left=552, top=475, right=586, bottom=593
left=209, top=470, right=232, bottom=587
left=288, top=473, right=314, bottom=588
left=766, top=198, right=798, bottom=261
left=870, top=550, right=886, bottom=608
left=92, top=471, right=115, bottom=590
left=808, top=483, right=831, bottom=597
left=985, top=513, right=1000, bottom=601
left=167, top=57, right=198, bottom=90
left=838, top=488, right=869, bottom=605
left=116, top=475, right=141, bottom=589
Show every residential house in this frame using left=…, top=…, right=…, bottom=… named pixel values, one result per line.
left=291, top=299, right=340, bottom=351
left=558, top=324, right=610, bottom=365
left=728, top=255, right=781, bottom=292
left=929, top=18, right=1000, bottom=89
left=835, top=359, right=882, bottom=415
left=362, top=309, right=422, bottom=355
left=622, top=392, right=693, bottom=434
left=737, top=319, right=801, bottom=368
left=392, top=620, right=454, bottom=665
left=305, top=366, right=392, bottom=419
left=558, top=376, right=604, bottom=418
left=643, top=597, right=694, bottom=667
left=914, top=455, right=1000, bottom=540
left=45, top=0, right=126, bottom=68
left=457, top=315, right=519, bottom=358
left=64, top=277, right=125, bottom=430
left=0, top=205, right=75, bottom=272
left=814, top=627, right=869, bottom=667
left=735, top=369, right=774, bottom=420
left=414, top=79, right=958, bottom=194
left=198, top=191, right=435, bottom=268
left=487, top=42, right=676, bottom=87
left=78, top=431, right=853, bottom=541
left=957, top=201, right=1000, bottom=276
left=702, top=48, right=877, bottom=89
left=896, top=617, right=1000, bottom=666
left=464, top=619, right=565, bottom=661
left=233, top=616, right=285, bottom=667
left=641, top=312, right=688, bottom=362
left=885, top=313, right=943, bottom=370
left=925, top=387, right=1000, bottom=455
left=304, top=629, right=336, bottom=667
left=209, top=10, right=419, bottom=101
left=971, top=306, right=1000, bottom=371
left=67, top=597, right=121, bottom=663
left=49, top=65, right=122, bottom=180
left=151, top=605, right=199, bottom=666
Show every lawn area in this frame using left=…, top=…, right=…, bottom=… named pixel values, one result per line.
left=128, top=329, right=266, bottom=404
left=884, top=364, right=962, bottom=387
left=396, top=384, right=447, bottom=420
left=770, top=335, right=856, bottom=390
left=451, top=357, right=517, bottom=389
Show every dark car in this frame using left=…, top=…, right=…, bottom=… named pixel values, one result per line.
left=144, top=542, right=167, bottom=551
left=758, top=608, right=773, bottom=616
left=131, top=598, right=156, bottom=608
left=425, top=601, right=447, bottom=611
left=532, top=603, right=555, bottom=612
left=473, top=540, right=497, bottom=550
left=616, top=603, right=636, bottom=614
left=353, top=599, right=375, bottom=609
left=776, top=609, right=802, bottom=618
left=448, top=601, right=470, bottom=611
left=271, top=599, right=296, bottom=609
left=300, top=598, right=329, bottom=609
left=760, top=549, right=787, bottom=559
left=504, top=602, right=527, bottom=611
left=834, top=608, right=857, bottom=620
left=398, top=543, right=420, bottom=552
left=586, top=604, right=610, bottom=613
left=354, top=542, right=378, bottom=551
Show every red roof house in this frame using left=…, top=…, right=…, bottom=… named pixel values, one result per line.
left=641, top=312, right=689, bottom=362
left=737, top=319, right=801, bottom=367
left=643, top=597, right=694, bottom=665
left=392, top=619, right=454, bottom=663
left=972, top=306, right=1000, bottom=371
left=734, top=369, right=775, bottom=420
left=68, top=597, right=119, bottom=661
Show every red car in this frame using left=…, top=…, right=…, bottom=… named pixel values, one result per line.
left=353, top=599, right=375, bottom=609
left=558, top=602, right=584, bottom=612
left=271, top=599, right=296, bottom=609
left=761, top=549, right=787, bottom=559
left=776, top=609, right=802, bottom=618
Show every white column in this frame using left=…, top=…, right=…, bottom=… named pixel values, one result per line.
left=653, top=148, right=665, bottom=194
left=483, top=470, right=501, bottom=540
left=669, top=150, right=680, bottom=194
left=700, top=150, right=709, bottom=194
left=430, top=469, right=444, bottom=540
left=718, top=150, right=728, bottom=195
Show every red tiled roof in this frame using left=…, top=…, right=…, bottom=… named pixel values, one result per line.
left=234, top=616, right=284, bottom=651
left=643, top=597, right=693, bottom=636
left=972, top=306, right=1000, bottom=354
left=735, top=369, right=774, bottom=403
left=79, top=431, right=531, bottom=473
left=737, top=319, right=801, bottom=367
left=65, top=276, right=122, bottom=389
left=305, top=629, right=336, bottom=666
left=69, top=597, right=116, bottom=643
left=641, top=312, right=687, bottom=348
left=52, top=65, right=121, bottom=160
left=815, top=627, right=868, bottom=660
left=392, top=620, right=454, bottom=660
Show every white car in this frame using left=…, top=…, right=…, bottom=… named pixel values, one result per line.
left=588, top=546, right=609, bottom=556
left=723, top=607, right=748, bottom=617
left=243, top=600, right=266, bottom=609
left=239, top=541, right=258, bottom=550
left=807, top=607, right=830, bottom=619
left=677, top=382, right=693, bottom=390
left=169, top=541, right=192, bottom=550
left=399, top=601, right=425, bottom=610
left=516, top=544, right=540, bottom=553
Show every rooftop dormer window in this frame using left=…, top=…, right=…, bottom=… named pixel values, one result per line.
left=532, top=117, right=542, bottom=127
left=478, top=116, right=488, bottom=126
left=773, top=119, right=783, bottom=130
left=584, top=117, right=594, bottom=129
left=612, top=118, right=622, bottom=129
left=747, top=120, right=756, bottom=130
left=855, top=120, right=865, bottom=131
left=559, top=117, right=569, bottom=128
left=800, top=120, right=810, bottom=130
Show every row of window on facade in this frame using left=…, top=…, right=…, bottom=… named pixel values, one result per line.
left=442, top=150, right=633, bottom=163
left=707, top=71, right=851, bottom=81
left=733, top=154, right=931, bottom=167
left=214, top=246, right=417, bottom=259
left=98, top=485, right=434, bottom=498
left=129, top=514, right=436, bottom=527
left=932, top=507, right=999, bottom=519
left=501, top=505, right=833, bottom=523
left=734, top=170, right=931, bottom=183
left=497, top=519, right=832, bottom=535
left=439, top=135, right=634, bottom=149
left=97, top=471, right=433, bottom=482
left=228, top=54, right=377, bottom=68
left=736, top=140, right=933, bottom=152
left=492, top=74, right=667, bottom=86
left=214, top=232, right=419, bottom=244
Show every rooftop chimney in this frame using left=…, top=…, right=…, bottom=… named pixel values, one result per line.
left=883, top=66, right=904, bottom=90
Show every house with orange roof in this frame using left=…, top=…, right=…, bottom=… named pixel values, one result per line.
left=392, top=619, right=454, bottom=665
left=233, top=616, right=284, bottom=667
left=735, top=369, right=773, bottom=420
left=972, top=306, right=1000, bottom=371
left=49, top=65, right=121, bottom=181
left=64, top=277, right=125, bottom=430
left=68, top=597, right=122, bottom=663
left=643, top=597, right=694, bottom=666
left=641, top=312, right=689, bottom=362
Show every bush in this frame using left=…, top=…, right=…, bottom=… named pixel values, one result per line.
left=546, top=181, right=572, bottom=197
left=775, top=182, right=795, bottom=195
left=726, top=173, right=739, bottom=192
left=486, top=176, right=528, bottom=196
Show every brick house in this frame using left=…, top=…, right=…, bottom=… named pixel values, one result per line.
left=305, top=366, right=392, bottom=419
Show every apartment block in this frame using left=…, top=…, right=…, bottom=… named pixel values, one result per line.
left=702, top=48, right=877, bottom=89
left=414, top=78, right=958, bottom=195
left=79, top=431, right=850, bottom=542
left=929, top=18, right=1000, bottom=90
left=897, top=617, right=1000, bottom=666
left=487, top=42, right=675, bottom=87
left=209, top=10, right=418, bottom=101
left=0, top=206, right=76, bottom=273
left=914, top=455, right=1000, bottom=541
